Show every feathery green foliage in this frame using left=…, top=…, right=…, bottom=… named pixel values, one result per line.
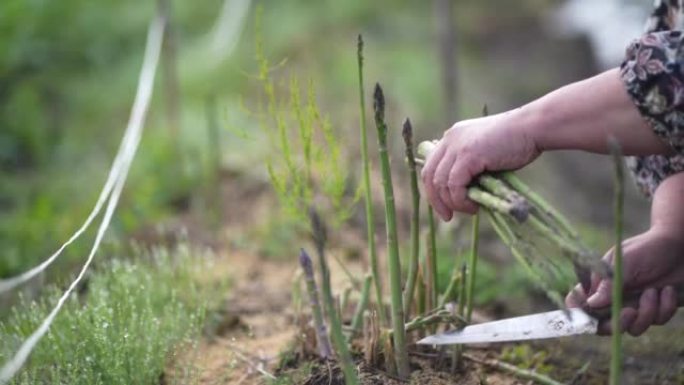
left=0, top=245, right=216, bottom=385
left=255, top=16, right=355, bottom=231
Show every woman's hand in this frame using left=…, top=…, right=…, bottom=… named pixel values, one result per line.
left=566, top=172, right=684, bottom=336
left=421, top=69, right=674, bottom=222
left=565, top=228, right=684, bottom=336
left=421, top=109, right=541, bottom=221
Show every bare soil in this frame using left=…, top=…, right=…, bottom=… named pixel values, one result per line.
left=162, top=172, right=683, bottom=384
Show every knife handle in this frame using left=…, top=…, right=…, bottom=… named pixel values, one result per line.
left=584, top=284, right=684, bottom=321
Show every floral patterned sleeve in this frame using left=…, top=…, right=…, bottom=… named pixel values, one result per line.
left=621, top=0, right=684, bottom=197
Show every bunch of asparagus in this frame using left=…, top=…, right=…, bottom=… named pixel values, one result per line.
left=416, top=141, right=608, bottom=305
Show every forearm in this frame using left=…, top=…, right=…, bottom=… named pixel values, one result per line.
left=518, top=68, right=673, bottom=156
left=650, top=172, right=684, bottom=233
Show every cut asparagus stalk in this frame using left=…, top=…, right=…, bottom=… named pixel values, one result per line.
left=478, top=174, right=530, bottom=221
left=501, top=171, right=579, bottom=240
left=467, top=187, right=528, bottom=222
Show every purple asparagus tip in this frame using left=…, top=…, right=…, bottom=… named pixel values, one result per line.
left=299, top=248, right=313, bottom=272
left=373, top=83, right=385, bottom=120
left=402, top=118, right=413, bottom=145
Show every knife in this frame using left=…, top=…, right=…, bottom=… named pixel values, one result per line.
left=418, top=285, right=684, bottom=345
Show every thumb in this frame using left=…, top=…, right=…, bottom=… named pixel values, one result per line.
left=587, top=279, right=612, bottom=308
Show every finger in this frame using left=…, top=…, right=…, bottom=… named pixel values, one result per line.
left=603, top=239, right=642, bottom=291
left=421, top=143, right=445, bottom=206
left=587, top=279, right=613, bottom=308
left=589, top=273, right=602, bottom=295
left=565, top=284, right=587, bottom=308
left=597, top=307, right=637, bottom=336
left=627, top=288, right=658, bottom=336
left=655, top=285, right=678, bottom=325
left=446, top=154, right=484, bottom=214
left=421, top=144, right=451, bottom=220
left=433, top=150, right=458, bottom=212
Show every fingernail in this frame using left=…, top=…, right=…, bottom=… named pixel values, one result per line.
left=586, top=281, right=610, bottom=307
left=586, top=293, right=600, bottom=307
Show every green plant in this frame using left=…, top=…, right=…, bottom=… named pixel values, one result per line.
left=464, top=105, right=487, bottom=323
left=308, top=211, right=358, bottom=385
left=349, top=274, right=372, bottom=340
left=298, top=249, right=332, bottom=359
left=452, top=263, right=467, bottom=371
left=465, top=212, right=480, bottom=322
left=255, top=16, right=356, bottom=233
left=426, top=205, right=439, bottom=313
left=0, top=244, right=216, bottom=385
left=401, top=118, right=421, bottom=317
left=372, top=84, right=410, bottom=379
left=608, top=139, right=624, bottom=385
left=500, top=345, right=553, bottom=375
left=356, top=35, right=386, bottom=327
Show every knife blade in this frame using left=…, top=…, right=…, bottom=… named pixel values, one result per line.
left=417, top=308, right=598, bottom=345
left=419, top=284, right=684, bottom=346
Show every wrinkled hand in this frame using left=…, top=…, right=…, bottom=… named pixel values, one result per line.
left=565, top=228, right=684, bottom=336
left=421, top=110, right=540, bottom=221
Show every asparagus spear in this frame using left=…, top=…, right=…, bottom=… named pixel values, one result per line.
left=373, top=84, right=410, bottom=379
left=309, top=210, right=359, bottom=385
left=402, top=118, right=422, bottom=317
left=356, top=34, right=387, bottom=327
left=299, top=249, right=332, bottom=359
left=608, top=139, right=624, bottom=385
left=349, top=274, right=372, bottom=341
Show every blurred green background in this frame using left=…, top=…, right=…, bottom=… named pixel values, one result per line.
left=0, top=0, right=652, bottom=279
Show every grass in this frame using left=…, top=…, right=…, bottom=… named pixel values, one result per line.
left=0, top=244, right=219, bottom=385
